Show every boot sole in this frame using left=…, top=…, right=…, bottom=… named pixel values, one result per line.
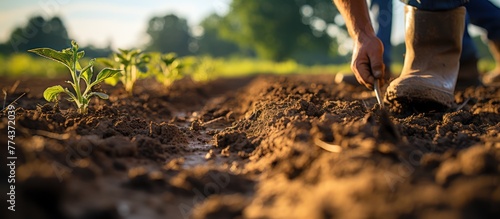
left=386, top=79, right=455, bottom=111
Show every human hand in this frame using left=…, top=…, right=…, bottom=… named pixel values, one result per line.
left=350, top=35, right=386, bottom=90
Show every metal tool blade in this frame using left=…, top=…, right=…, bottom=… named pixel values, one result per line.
left=372, top=79, right=401, bottom=143
left=374, top=79, right=384, bottom=109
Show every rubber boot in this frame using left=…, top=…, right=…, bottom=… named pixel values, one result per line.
left=385, top=6, right=465, bottom=109
left=483, top=40, right=500, bottom=84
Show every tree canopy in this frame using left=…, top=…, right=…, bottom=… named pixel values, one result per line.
left=1, top=16, right=71, bottom=54
left=0, top=1, right=354, bottom=65
left=196, top=13, right=240, bottom=57
left=218, top=0, right=342, bottom=63
left=145, top=14, right=192, bottom=56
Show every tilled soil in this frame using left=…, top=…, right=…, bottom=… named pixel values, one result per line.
left=1, top=75, right=499, bottom=219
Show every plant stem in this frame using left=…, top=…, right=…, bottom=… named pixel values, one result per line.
left=125, top=65, right=133, bottom=95
left=130, top=65, right=137, bottom=94
left=71, top=48, right=85, bottom=114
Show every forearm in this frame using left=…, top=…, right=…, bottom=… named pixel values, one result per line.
left=332, top=0, right=375, bottom=41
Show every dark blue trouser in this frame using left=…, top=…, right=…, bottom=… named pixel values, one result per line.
left=402, top=0, right=469, bottom=10
left=462, top=0, right=500, bottom=61
left=371, top=0, right=393, bottom=66
left=378, top=0, right=500, bottom=64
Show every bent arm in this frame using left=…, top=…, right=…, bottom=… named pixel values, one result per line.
left=332, top=0, right=385, bottom=89
left=333, top=0, right=376, bottom=41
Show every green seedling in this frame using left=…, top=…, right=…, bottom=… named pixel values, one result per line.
left=98, top=49, right=150, bottom=95
left=151, top=53, right=185, bottom=87
left=190, top=56, right=219, bottom=82
left=29, top=41, right=121, bottom=114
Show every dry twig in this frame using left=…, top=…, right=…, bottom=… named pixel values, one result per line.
left=313, top=138, right=342, bottom=153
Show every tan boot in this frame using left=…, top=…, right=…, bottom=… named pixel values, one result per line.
left=385, top=6, right=465, bottom=109
left=483, top=40, right=500, bottom=85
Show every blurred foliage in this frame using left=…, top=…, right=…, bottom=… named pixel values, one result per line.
left=141, top=4, right=341, bottom=62
left=186, top=57, right=353, bottom=79
left=196, top=14, right=241, bottom=57
left=80, top=45, right=113, bottom=59
left=97, top=49, right=151, bottom=95
left=473, top=35, right=495, bottom=61
left=189, top=56, right=221, bottom=82
left=478, top=59, right=496, bottom=73
left=0, top=4, right=496, bottom=81
left=219, top=0, right=339, bottom=62
left=145, top=14, right=192, bottom=56
left=0, top=53, right=66, bottom=77
left=2, top=52, right=496, bottom=84
left=0, top=15, right=112, bottom=58
left=147, top=52, right=186, bottom=87
left=0, top=16, right=71, bottom=54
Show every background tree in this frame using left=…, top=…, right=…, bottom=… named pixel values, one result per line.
left=0, top=16, right=71, bottom=54
left=219, top=0, right=342, bottom=63
left=145, top=14, right=192, bottom=56
left=196, top=13, right=240, bottom=57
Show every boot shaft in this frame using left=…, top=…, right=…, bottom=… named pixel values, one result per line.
left=401, top=6, right=465, bottom=91
left=386, top=6, right=466, bottom=109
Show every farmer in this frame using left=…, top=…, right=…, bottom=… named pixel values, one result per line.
left=335, top=0, right=500, bottom=89
left=332, top=0, right=474, bottom=109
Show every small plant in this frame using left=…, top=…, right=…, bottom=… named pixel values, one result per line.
left=190, top=56, right=219, bottom=82
left=98, top=49, right=150, bottom=95
left=29, top=41, right=121, bottom=114
left=150, top=52, right=185, bottom=87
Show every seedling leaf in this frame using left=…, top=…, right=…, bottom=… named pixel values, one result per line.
left=137, top=63, right=148, bottom=73
left=115, top=52, right=129, bottom=65
left=43, top=85, right=65, bottom=102
left=118, top=48, right=129, bottom=55
left=104, top=77, right=120, bottom=86
left=89, top=92, right=109, bottom=99
left=81, top=59, right=95, bottom=84
left=95, top=68, right=122, bottom=84
left=161, top=53, right=177, bottom=65
left=77, top=51, right=85, bottom=60
left=96, top=58, right=117, bottom=68
left=28, top=48, right=72, bottom=70
left=71, top=41, right=79, bottom=50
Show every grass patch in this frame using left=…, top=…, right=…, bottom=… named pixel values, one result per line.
left=1, top=54, right=495, bottom=80
left=0, top=53, right=67, bottom=78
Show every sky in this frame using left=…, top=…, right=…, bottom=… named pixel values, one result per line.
left=0, top=0, right=231, bottom=49
left=0, top=0, right=499, bottom=50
